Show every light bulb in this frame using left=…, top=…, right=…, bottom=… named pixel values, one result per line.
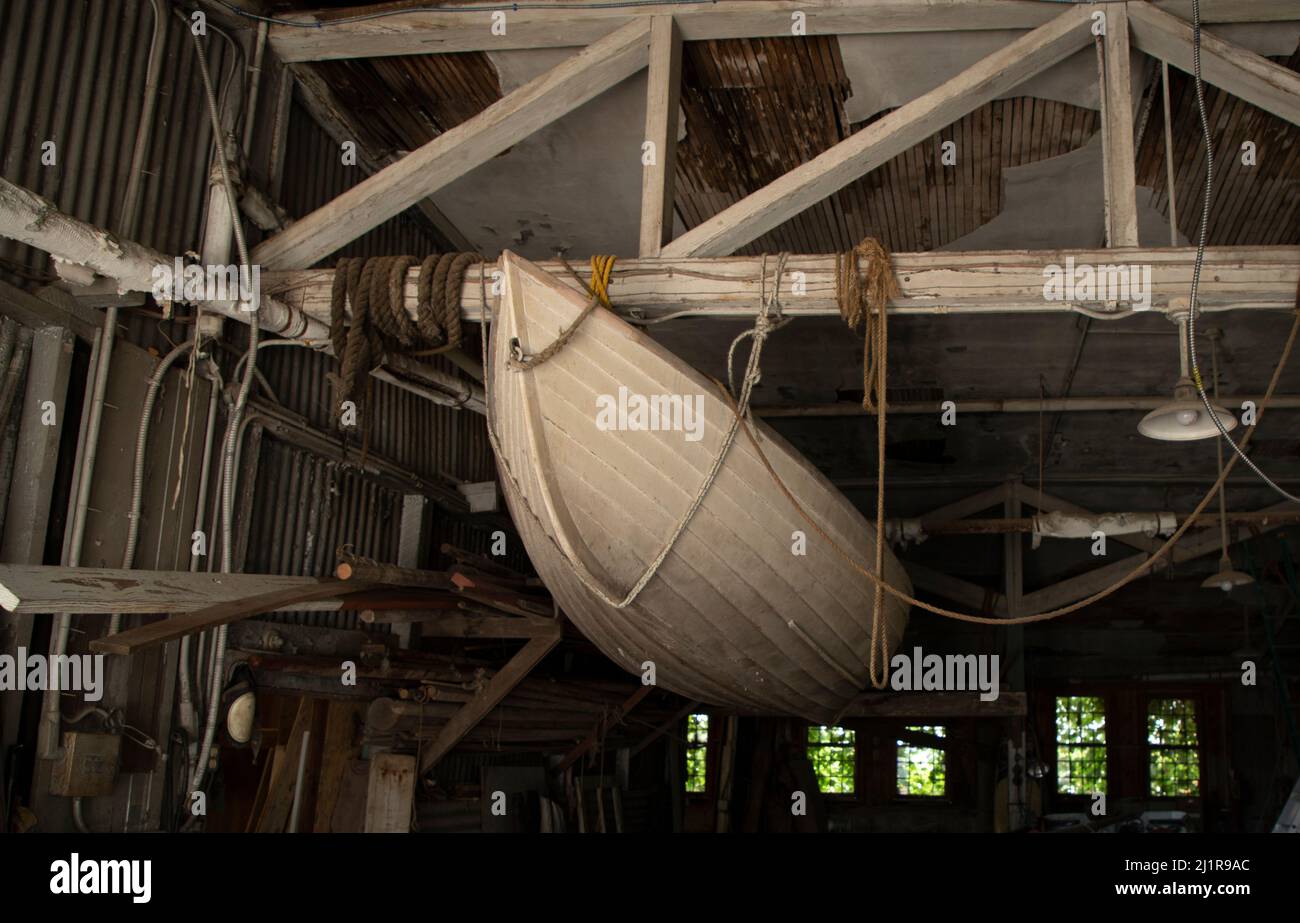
left=1176, top=409, right=1199, bottom=426
left=1219, top=580, right=1233, bottom=592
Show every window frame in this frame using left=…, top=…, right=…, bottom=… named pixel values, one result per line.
left=805, top=724, right=859, bottom=798
left=893, top=724, right=950, bottom=800
left=1052, top=693, right=1110, bottom=798
left=1145, top=695, right=1202, bottom=800
left=683, top=711, right=712, bottom=797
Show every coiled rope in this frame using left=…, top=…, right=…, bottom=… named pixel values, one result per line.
left=330, top=252, right=482, bottom=428
left=838, top=238, right=899, bottom=688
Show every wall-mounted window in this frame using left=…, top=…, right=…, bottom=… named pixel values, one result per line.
left=896, top=725, right=947, bottom=796
left=807, top=725, right=856, bottom=794
left=685, top=713, right=709, bottom=793
left=1055, top=695, right=1107, bottom=794
left=1148, top=698, right=1200, bottom=797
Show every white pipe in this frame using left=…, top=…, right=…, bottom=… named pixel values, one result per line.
left=109, top=342, right=195, bottom=635
left=38, top=306, right=118, bottom=759
left=119, top=0, right=168, bottom=240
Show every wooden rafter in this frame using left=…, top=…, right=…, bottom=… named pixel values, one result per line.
left=418, top=629, right=562, bottom=774
left=268, top=1, right=1299, bottom=61
left=252, top=19, right=654, bottom=270
left=659, top=4, right=1097, bottom=257
left=1128, top=2, right=1300, bottom=127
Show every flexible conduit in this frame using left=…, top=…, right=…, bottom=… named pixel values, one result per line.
left=1184, top=0, right=1300, bottom=504
left=188, top=23, right=260, bottom=799
left=107, top=342, right=195, bottom=635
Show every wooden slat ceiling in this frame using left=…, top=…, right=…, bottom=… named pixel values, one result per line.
left=297, top=28, right=1298, bottom=253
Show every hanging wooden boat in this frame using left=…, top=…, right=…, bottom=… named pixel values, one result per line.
left=489, top=252, right=911, bottom=723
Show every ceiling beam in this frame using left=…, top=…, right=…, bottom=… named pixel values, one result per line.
left=659, top=5, right=1096, bottom=257
left=268, top=1, right=1299, bottom=61
left=1128, top=2, right=1300, bottom=127
left=252, top=19, right=654, bottom=270
left=261, top=246, right=1300, bottom=321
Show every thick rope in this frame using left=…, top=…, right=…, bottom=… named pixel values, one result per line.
left=492, top=254, right=789, bottom=610
left=328, top=252, right=482, bottom=429
left=838, top=238, right=899, bottom=688
left=719, top=278, right=1300, bottom=627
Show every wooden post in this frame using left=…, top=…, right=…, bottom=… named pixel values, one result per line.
left=1102, top=3, right=1140, bottom=247
left=639, top=16, right=683, bottom=257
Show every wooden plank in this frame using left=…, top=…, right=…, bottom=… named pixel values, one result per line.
left=905, top=561, right=1006, bottom=616
left=263, top=246, right=1300, bottom=322
left=363, top=752, right=417, bottom=833
left=1102, top=3, right=1140, bottom=247
left=1019, top=552, right=1149, bottom=613
left=639, top=16, right=683, bottom=258
left=256, top=699, right=312, bottom=833
left=313, top=700, right=365, bottom=832
left=365, top=611, right=560, bottom=638
left=87, top=579, right=376, bottom=656
left=0, top=565, right=370, bottom=614
left=1128, top=2, right=1300, bottom=127
left=252, top=20, right=653, bottom=270
left=269, top=1, right=1297, bottom=60
left=660, top=5, right=1096, bottom=257
left=842, top=690, right=1027, bottom=718
left=418, top=632, right=561, bottom=774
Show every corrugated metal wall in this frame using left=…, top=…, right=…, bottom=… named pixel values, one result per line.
left=0, top=0, right=230, bottom=287
left=0, top=1, right=510, bottom=607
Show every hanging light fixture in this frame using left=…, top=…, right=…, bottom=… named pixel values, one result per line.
left=1138, top=307, right=1237, bottom=441
left=1198, top=328, right=1253, bottom=592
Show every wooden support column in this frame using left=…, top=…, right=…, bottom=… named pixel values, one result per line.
left=418, top=630, right=561, bottom=774
left=639, top=16, right=683, bottom=258
left=253, top=19, right=653, bottom=270
left=1102, top=3, right=1140, bottom=247
left=660, top=4, right=1095, bottom=257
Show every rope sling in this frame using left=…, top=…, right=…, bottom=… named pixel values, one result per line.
left=481, top=250, right=1300, bottom=690
left=330, top=252, right=482, bottom=428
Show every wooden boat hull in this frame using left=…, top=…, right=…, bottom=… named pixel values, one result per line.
left=490, top=252, right=910, bottom=723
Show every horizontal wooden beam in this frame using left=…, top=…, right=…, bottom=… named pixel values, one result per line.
left=1128, top=2, right=1300, bottom=127
left=253, top=19, right=653, bottom=270
left=0, top=566, right=376, bottom=615
left=662, top=4, right=1096, bottom=256
left=263, top=246, right=1300, bottom=321
left=270, top=1, right=1298, bottom=61
left=841, top=690, right=1027, bottom=718
left=89, top=580, right=376, bottom=656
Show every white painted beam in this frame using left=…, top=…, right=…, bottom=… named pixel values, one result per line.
left=253, top=19, right=654, bottom=270
left=269, top=1, right=1300, bottom=61
left=660, top=4, right=1096, bottom=257
left=639, top=16, right=683, bottom=258
left=1128, top=2, right=1300, bottom=127
left=262, top=246, right=1300, bottom=321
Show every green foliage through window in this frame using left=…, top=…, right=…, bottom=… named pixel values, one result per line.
left=896, top=725, right=947, bottom=796
left=685, top=713, right=708, bottom=793
left=808, top=725, right=856, bottom=794
left=1148, top=698, right=1200, bottom=797
left=1056, top=695, right=1107, bottom=795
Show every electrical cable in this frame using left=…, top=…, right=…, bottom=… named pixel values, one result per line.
left=1184, top=0, right=1300, bottom=504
